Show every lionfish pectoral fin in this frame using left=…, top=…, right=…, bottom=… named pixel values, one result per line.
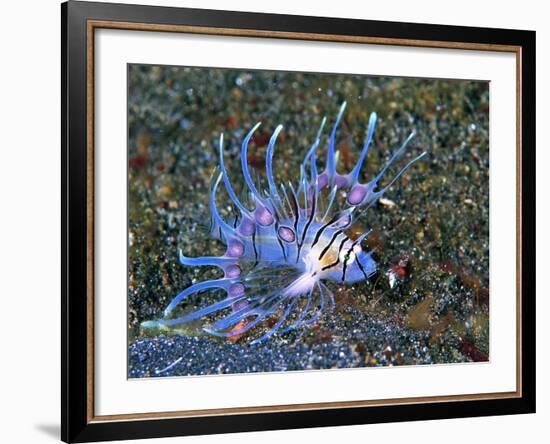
left=202, top=285, right=288, bottom=338
left=248, top=275, right=329, bottom=343
left=178, top=250, right=235, bottom=268
left=203, top=266, right=316, bottom=342
left=249, top=297, right=298, bottom=345
left=275, top=281, right=328, bottom=339
left=289, top=282, right=326, bottom=330
left=144, top=264, right=304, bottom=340
left=278, top=285, right=315, bottom=334
left=143, top=288, right=245, bottom=329
left=163, top=278, right=230, bottom=317
left=140, top=278, right=234, bottom=331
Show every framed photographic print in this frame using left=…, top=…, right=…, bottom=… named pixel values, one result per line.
left=61, top=0, right=536, bottom=442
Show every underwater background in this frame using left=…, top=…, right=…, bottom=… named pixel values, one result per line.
left=127, top=64, right=489, bottom=377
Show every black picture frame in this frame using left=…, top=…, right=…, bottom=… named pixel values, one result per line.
left=62, top=1, right=536, bottom=442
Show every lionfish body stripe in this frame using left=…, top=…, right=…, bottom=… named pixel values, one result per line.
left=142, top=102, right=426, bottom=344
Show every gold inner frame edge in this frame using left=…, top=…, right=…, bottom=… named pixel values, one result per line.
left=85, top=19, right=523, bottom=423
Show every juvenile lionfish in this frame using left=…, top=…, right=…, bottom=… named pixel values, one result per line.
left=142, top=102, right=425, bottom=344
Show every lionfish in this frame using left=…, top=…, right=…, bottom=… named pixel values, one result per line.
left=142, top=102, right=425, bottom=344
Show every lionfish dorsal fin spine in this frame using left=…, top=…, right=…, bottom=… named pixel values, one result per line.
left=372, top=130, right=416, bottom=185
left=209, top=172, right=240, bottom=238
left=325, top=101, right=347, bottom=186
left=218, top=134, right=251, bottom=217
left=266, top=124, right=284, bottom=200
left=240, top=122, right=264, bottom=203
left=349, top=111, right=377, bottom=185
left=371, top=150, right=428, bottom=202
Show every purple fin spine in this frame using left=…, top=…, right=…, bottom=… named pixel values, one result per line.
left=265, top=198, right=284, bottom=224
left=178, top=249, right=235, bottom=268
left=300, top=170, right=309, bottom=215
left=307, top=120, right=325, bottom=192
left=372, top=130, right=416, bottom=184
left=309, top=148, right=318, bottom=185
left=288, top=182, right=301, bottom=225
left=325, top=101, right=347, bottom=186
left=288, top=182, right=299, bottom=210
left=309, top=175, right=319, bottom=219
left=347, top=131, right=421, bottom=208
left=368, top=151, right=427, bottom=203
left=264, top=186, right=288, bottom=221
left=349, top=111, right=377, bottom=185
left=161, top=278, right=230, bottom=317
left=280, top=183, right=294, bottom=220
left=151, top=290, right=248, bottom=327
left=240, top=122, right=265, bottom=204
left=296, top=164, right=306, bottom=198
left=218, top=134, right=251, bottom=217
left=302, top=116, right=327, bottom=174
left=321, top=185, right=338, bottom=221
left=209, top=172, right=238, bottom=238
left=266, top=124, right=284, bottom=202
